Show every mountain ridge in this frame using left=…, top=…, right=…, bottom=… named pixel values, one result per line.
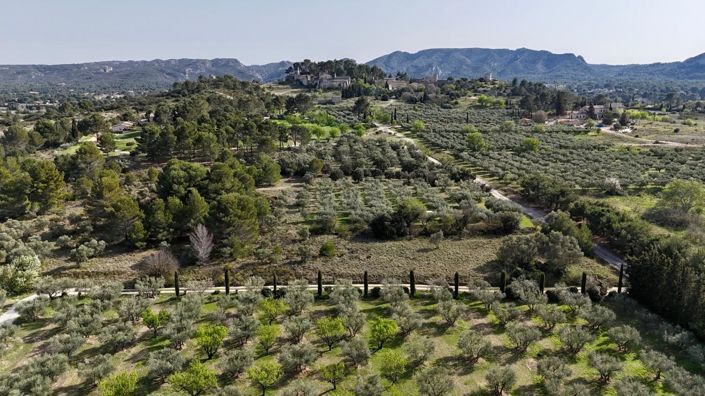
left=2, top=47, right=705, bottom=93
left=0, top=58, right=293, bottom=92
left=366, top=47, right=705, bottom=82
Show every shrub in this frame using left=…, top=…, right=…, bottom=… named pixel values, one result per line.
left=142, top=249, right=179, bottom=279
left=319, top=240, right=336, bottom=257
left=0, top=254, right=42, bottom=294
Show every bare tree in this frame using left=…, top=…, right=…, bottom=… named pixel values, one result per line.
left=189, top=224, right=214, bottom=265
left=143, top=249, right=179, bottom=279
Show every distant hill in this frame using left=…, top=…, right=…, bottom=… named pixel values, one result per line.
left=3, top=48, right=705, bottom=94
left=366, top=47, right=705, bottom=82
left=0, top=58, right=292, bottom=92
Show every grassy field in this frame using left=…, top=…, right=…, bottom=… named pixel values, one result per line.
left=1, top=286, right=701, bottom=395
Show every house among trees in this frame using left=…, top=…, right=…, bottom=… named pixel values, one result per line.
left=291, top=69, right=351, bottom=89
left=385, top=78, right=410, bottom=90
left=111, top=120, right=134, bottom=133
left=317, top=73, right=351, bottom=89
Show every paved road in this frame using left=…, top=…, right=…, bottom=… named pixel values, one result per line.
left=0, top=295, right=38, bottom=326
left=378, top=123, right=627, bottom=272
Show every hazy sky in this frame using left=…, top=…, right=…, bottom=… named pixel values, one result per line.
left=1, top=0, right=703, bottom=65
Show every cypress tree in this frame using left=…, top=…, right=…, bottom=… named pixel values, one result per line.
left=499, top=271, right=507, bottom=293
left=409, top=270, right=416, bottom=297
left=617, top=265, right=624, bottom=293
left=174, top=272, right=180, bottom=298
left=224, top=268, right=230, bottom=295
left=539, top=272, right=545, bottom=293
left=273, top=273, right=278, bottom=293
left=581, top=272, right=587, bottom=294
left=317, top=270, right=322, bottom=297
left=454, top=272, right=459, bottom=300
left=363, top=271, right=368, bottom=298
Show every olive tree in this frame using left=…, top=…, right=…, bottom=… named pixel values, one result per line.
left=588, top=351, right=622, bottom=383
left=403, top=335, right=434, bottom=367
left=535, top=304, right=566, bottom=330
left=558, top=325, right=594, bottom=354
left=219, top=347, right=254, bottom=379
left=78, top=354, right=114, bottom=386
left=580, top=305, right=616, bottom=332
left=614, top=378, right=651, bottom=396
left=506, top=321, right=542, bottom=353
left=607, top=325, right=641, bottom=352
left=282, top=315, right=312, bottom=343
left=146, top=348, right=186, bottom=382
left=353, top=373, right=383, bottom=396
left=458, top=329, right=492, bottom=366
left=485, top=366, right=516, bottom=396
left=640, top=349, right=675, bottom=381
left=437, top=299, right=465, bottom=326
left=284, top=279, right=313, bottom=315
left=341, top=336, right=370, bottom=366
left=417, top=366, right=454, bottom=396
left=280, top=342, right=318, bottom=375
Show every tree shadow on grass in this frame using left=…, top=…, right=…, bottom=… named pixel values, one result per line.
left=22, top=320, right=62, bottom=343
left=54, top=381, right=96, bottom=396
left=128, top=336, right=169, bottom=364
left=434, top=354, right=476, bottom=375
left=135, top=375, right=162, bottom=396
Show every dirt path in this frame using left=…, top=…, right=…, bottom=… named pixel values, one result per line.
left=0, top=283, right=622, bottom=325
left=600, top=127, right=702, bottom=148
left=376, top=123, right=627, bottom=272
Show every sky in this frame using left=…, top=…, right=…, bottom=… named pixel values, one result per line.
left=1, top=0, right=704, bottom=66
